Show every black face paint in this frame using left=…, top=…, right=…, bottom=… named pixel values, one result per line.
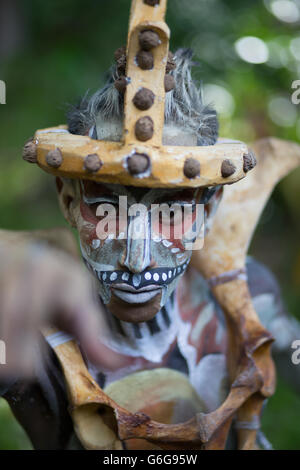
left=91, top=263, right=188, bottom=289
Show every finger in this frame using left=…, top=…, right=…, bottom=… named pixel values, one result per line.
left=0, top=272, right=36, bottom=376
left=0, top=257, right=52, bottom=377
left=54, top=302, right=128, bottom=371
left=49, top=265, right=124, bottom=368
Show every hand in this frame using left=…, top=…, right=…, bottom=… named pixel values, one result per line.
left=0, top=240, right=123, bottom=378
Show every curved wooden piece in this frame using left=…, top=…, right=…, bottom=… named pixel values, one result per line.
left=42, top=325, right=267, bottom=450
left=191, top=137, right=300, bottom=448
left=192, top=137, right=300, bottom=276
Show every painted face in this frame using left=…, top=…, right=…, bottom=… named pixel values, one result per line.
left=57, top=178, right=223, bottom=323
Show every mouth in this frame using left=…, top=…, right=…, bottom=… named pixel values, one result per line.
left=83, top=257, right=189, bottom=304
left=111, top=283, right=161, bottom=304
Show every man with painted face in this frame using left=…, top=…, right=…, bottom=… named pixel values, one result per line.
left=1, top=1, right=300, bottom=450
left=61, top=51, right=218, bottom=323
left=52, top=50, right=230, bottom=383
left=53, top=50, right=299, bottom=420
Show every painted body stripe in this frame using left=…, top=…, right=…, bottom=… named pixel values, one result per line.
left=46, top=331, right=74, bottom=349
left=207, top=267, right=248, bottom=288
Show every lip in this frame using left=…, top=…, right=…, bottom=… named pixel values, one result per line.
left=112, top=283, right=160, bottom=293
left=112, top=284, right=161, bottom=304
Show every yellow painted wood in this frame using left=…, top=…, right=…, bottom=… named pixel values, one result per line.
left=35, top=127, right=249, bottom=188
left=124, top=21, right=169, bottom=146
left=124, top=0, right=169, bottom=146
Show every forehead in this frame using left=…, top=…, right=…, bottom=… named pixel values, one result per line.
left=81, top=180, right=198, bottom=201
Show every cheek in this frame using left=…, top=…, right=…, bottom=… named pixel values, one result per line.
left=78, top=201, right=98, bottom=244
left=78, top=222, right=97, bottom=246
left=80, top=201, right=98, bottom=225
left=79, top=201, right=127, bottom=246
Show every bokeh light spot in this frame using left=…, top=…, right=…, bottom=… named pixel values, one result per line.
left=235, top=36, right=269, bottom=64
left=268, top=96, right=297, bottom=127
left=203, top=84, right=235, bottom=117
left=271, top=0, right=300, bottom=23
left=290, top=37, right=300, bottom=60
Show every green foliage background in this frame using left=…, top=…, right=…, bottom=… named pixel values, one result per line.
left=0, top=0, right=299, bottom=449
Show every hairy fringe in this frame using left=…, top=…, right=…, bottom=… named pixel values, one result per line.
left=67, top=49, right=218, bottom=146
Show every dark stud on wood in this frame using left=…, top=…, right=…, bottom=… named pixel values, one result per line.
left=46, top=148, right=63, bottom=168
left=139, top=30, right=161, bottom=51
left=144, top=0, right=160, bottom=5
left=133, top=88, right=155, bottom=110
left=84, top=154, right=102, bottom=173
left=127, top=153, right=150, bottom=176
left=135, top=116, right=154, bottom=142
left=221, top=159, right=236, bottom=178
left=183, top=158, right=200, bottom=179
left=22, top=137, right=37, bottom=163
left=164, top=74, right=175, bottom=92
left=166, top=51, right=176, bottom=73
left=243, top=151, right=257, bottom=172
left=114, top=46, right=126, bottom=62
left=136, top=50, right=154, bottom=70
left=114, top=76, right=130, bottom=93
left=116, top=55, right=127, bottom=75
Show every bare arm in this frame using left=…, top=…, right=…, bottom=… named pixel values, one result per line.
left=0, top=228, right=122, bottom=385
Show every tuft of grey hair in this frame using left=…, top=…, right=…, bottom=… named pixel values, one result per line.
left=165, top=49, right=218, bottom=145
left=67, top=75, right=122, bottom=136
left=67, top=48, right=219, bottom=146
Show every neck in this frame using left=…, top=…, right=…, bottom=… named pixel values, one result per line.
left=99, top=293, right=178, bottom=363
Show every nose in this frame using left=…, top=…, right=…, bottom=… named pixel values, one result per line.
left=121, top=210, right=152, bottom=273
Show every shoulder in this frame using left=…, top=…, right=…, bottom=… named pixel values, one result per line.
left=177, top=267, right=227, bottom=357
left=246, top=257, right=286, bottom=329
left=246, top=257, right=282, bottom=299
left=177, top=258, right=286, bottom=353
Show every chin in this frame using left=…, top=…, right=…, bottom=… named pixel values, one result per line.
left=108, top=289, right=163, bottom=323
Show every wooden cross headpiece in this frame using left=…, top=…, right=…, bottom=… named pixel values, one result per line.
left=23, top=0, right=256, bottom=188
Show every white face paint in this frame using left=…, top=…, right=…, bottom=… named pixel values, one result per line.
left=58, top=178, right=222, bottom=323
